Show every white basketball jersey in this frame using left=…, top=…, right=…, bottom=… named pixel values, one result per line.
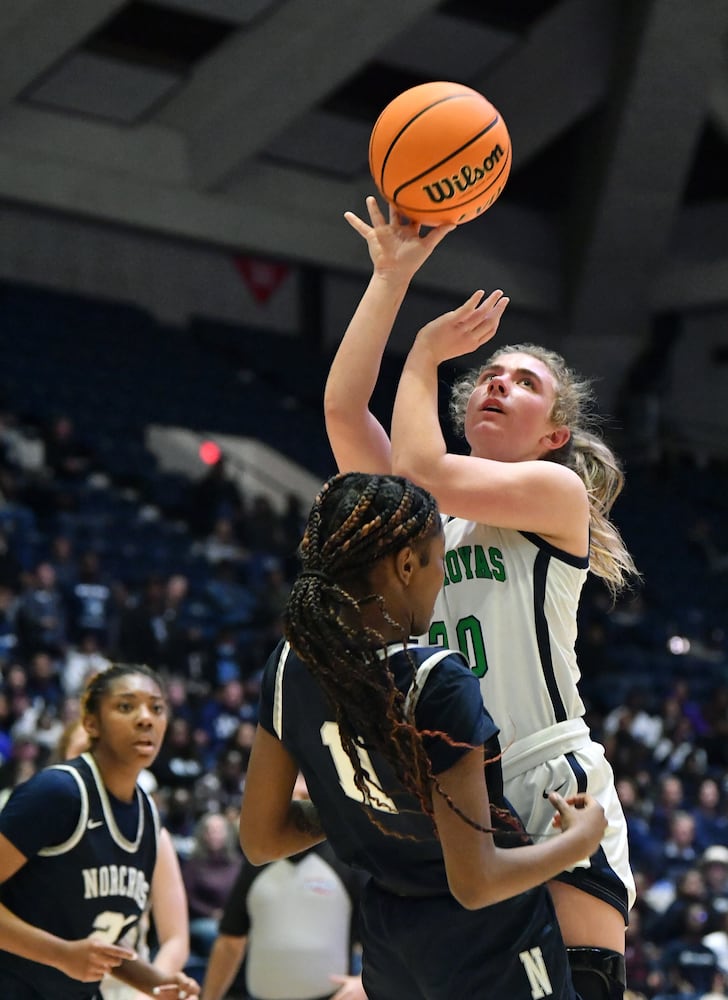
left=419, top=516, right=589, bottom=755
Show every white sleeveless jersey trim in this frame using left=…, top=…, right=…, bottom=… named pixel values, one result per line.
left=84, top=751, right=146, bottom=853
left=404, top=648, right=456, bottom=716
left=149, top=792, right=161, bottom=845
left=378, top=642, right=407, bottom=658
left=422, top=518, right=588, bottom=746
left=273, top=640, right=291, bottom=739
left=37, top=765, right=89, bottom=857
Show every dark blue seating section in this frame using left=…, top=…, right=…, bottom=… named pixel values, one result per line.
left=1, top=279, right=726, bottom=708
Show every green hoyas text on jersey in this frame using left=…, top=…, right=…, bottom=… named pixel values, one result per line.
left=442, top=545, right=505, bottom=586
left=82, top=865, right=150, bottom=908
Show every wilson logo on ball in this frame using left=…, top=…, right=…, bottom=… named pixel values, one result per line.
left=418, top=143, right=507, bottom=205
left=369, top=81, right=512, bottom=226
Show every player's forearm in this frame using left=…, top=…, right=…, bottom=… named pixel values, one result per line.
left=274, top=799, right=326, bottom=859
left=150, top=935, right=189, bottom=976
left=326, top=271, right=410, bottom=409
left=243, top=799, right=326, bottom=864
left=391, top=343, right=448, bottom=486
left=453, top=831, right=597, bottom=911
left=200, top=936, right=246, bottom=1000
left=325, top=272, right=409, bottom=474
left=0, top=903, right=68, bottom=968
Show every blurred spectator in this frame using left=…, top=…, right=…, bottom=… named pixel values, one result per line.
left=0, top=737, right=41, bottom=808
left=151, top=715, right=205, bottom=793
left=198, top=679, right=256, bottom=767
left=161, top=574, right=198, bottom=673
left=0, top=584, right=19, bottom=666
left=3, top=661, right=29, bottom=711
left=61, top=632, right=112, bottom=699
left=703, top=909, right=728, bottom=978
left=604, top=686, right=664, bottom=753
left=671, top=679, right=711, bottom=741
left=246, top=494, right=285, bottom=559
left=197, top=519, right=248, bottom=569
left=253, top=559, right=290, bottom=647
left=115, top=574, right=170, bottom=667
left=0, top=472, right=39, bottom=569
left=693, top=779, right=728, bottom=852
left=0, top=692, right=12, bottom=771
left=206, top=626, right=243, bottom=688
left=603, top=703, right=656, bottom=782
left=278, top=491, right=306, bottom=578
left=25, top=650, right=64, bottom=712
left=649, top=868, right=708, bottom=945
left=16, top=561, right=67, bottom=655
left=222, top=721, right=256, bottom=774
left=617, top=776, right=662, bottom=876
left=688, top=516, right=728, bottom=576
left=67, top=549, right=114, bottom=646
left=182, top=811, right=241, bottom=961
left=193, top=747, right=245, bottom=821
left=656, top=811, right=701, bottom=883
left=626, top=903, right=664, bottom=998
left=160, top=786, right=197, bottom=861
left=164, top=675, right=199, bottom=728
left=117, top=573, right=196, bottom=669
left=11, top=703, right=62, bottom=763
left=703, top=687, right=728, bottom=771
left=47, top=534, right=78, bottom=596
left=650, top=775, right=687, bottom=843
left=186, top=456, right=245, bottom=540
left=700, top=846, right=728, bottom=931
left=0, top=529, right=22, bottom=591
left=0, top=410, right=44, bottom=473
left=42, top=413, right=94, bottom=482
left=659, top=902, right=723, bottom=998
left=204, top=562, right=256, bottom=634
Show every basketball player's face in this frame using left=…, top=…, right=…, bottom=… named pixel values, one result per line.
left=91, top=674, right=168, bottom=765
left=463, top=352, right=561, bottom=461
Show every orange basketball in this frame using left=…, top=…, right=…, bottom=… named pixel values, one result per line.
left=368, top=81, right=512, bottom=226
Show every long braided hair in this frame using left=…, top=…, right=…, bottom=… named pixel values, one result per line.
left=449, top=343, right=640, bottom=596
left=285, top=471, right=502, bottom=838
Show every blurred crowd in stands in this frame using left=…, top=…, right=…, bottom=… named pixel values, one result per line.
left=1, top=378, right=728, bottom=998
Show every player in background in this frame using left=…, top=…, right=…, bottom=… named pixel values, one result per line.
left=0, top=662, right=199, bottom=1000
left=54, top=718, right=191, bottom=1000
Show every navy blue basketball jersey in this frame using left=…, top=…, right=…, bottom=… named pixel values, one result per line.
left=258, top=639, right=577, bottom=1000
left=259, top=639, right=520, bottom=896
left=0, top=752, right=158, bottom=1000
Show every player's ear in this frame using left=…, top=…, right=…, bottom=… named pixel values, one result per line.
left=394, top=546, right=415, bottom=586
left=82, top=715, right=98, bottom=741
left=541, top=425, right=570, bottom=452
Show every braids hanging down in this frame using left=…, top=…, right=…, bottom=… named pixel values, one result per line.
left=285, top=471, right=500, bottom=839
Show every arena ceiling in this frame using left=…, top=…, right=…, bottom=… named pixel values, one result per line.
left=1, top=0, right=728, bottom=402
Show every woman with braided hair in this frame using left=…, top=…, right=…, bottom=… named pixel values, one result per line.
left=324, top=198, right=640, bottom=1000
left=240, top=470, right=607, bottom=1000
